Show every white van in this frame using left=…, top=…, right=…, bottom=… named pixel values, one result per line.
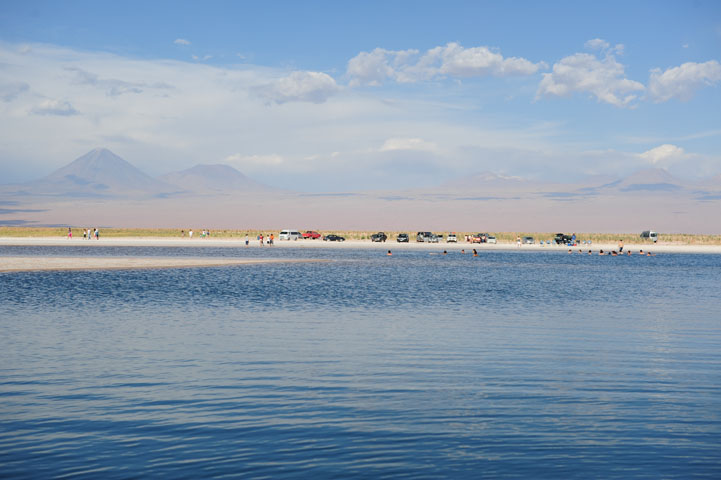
left=640, top=230, right=658, bottom=243
left=279, top=229, right=302, bottom=240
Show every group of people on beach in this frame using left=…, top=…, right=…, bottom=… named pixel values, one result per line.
left=181, top=229, right=213, bottom=238
left=67, top=227, right=99, bottom=240
left=254, top=233, right=274, bottom=246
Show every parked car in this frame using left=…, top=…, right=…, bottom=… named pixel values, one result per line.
left=640, top=230, right=658, bottom=243
left=323, top=234, right=345, bottom=242
left=279, top=229, right=302, bottom=240
left=486, top=235, right=497, bottom=244
left=371, top=232, right=388, bottom=242
left=447, top=233, right=457, bottom=243
left=522, top=236, right=535, bottom=244
left=471, top=233, right=488, bottom=243
left=554, top=233, right=573, bottom=245
left=302, top=230, right=321, bottom=239
left=397, top=233, right=409, bottom=243
left=416, top=231, right=433, bottom=242
left=426, top=234, right=440, bottom=243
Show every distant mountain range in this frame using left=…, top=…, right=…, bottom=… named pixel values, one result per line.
left=3, top=148, right=275, bottom=197
left=4, top=148, right=720, bottom=198
left=158, top=164, right=273, bottom=194
left=1, top=148, right=720, bottom=232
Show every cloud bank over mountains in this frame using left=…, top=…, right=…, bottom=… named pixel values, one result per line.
left=0, top=37, right=719, bottom=190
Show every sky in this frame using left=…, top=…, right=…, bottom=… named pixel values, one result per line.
left=1, top=0, right=720, bottom=192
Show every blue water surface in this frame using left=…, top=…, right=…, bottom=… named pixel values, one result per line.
left=1, top=246, right=720, bottom=479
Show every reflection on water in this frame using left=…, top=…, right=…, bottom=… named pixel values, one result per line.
left=1, top=247, right=720, bottom=478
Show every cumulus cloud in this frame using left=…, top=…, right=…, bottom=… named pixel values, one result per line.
left=254, top=71, right=340, bottom=104
left=347, top=42, right=544, bottom=86
left=31, top=99, right=78, bottom=116
left=174, top=38, right=191, bottom=46
left=638, top=144, right=687, bottom=166
left=346, top=48, right=417, bottom=86
left=537, top=41, right=644, bottom=107
left=585, top=38, right=610, bottom=51
left=647, top=60, right=721, bottom=102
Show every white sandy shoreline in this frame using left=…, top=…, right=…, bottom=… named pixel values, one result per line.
left=0, top=236, right=719, bottom=254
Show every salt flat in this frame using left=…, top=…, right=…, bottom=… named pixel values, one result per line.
left=0, top=236, right=718, bottom=254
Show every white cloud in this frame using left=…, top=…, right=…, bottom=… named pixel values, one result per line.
left=647, top=60, right=721, bottom=102
left=380, top=137, right=438, bottom=153
left=255, top=71, right=339, bottom=104
left=638, top=144, right=687, bottom=166
left=436, top=43, right=543, bottom=77
left=346, top=48, right=419, bottom=86
left=584, top=38, right=610, bottom=51
left=537, top=46, right=644, bottom=107
left=347, top=42, right=544, bottom=86
left=31, top=99, right=78, bottom=116
left=174, top=38, right=191, bottom=46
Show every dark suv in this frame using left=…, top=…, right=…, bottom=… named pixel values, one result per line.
left=554, top=233, right=572, bottom=245
left=371, top=232, right=388, bottom=242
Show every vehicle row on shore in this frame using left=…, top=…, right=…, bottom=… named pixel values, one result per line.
left=275, top=229, right=660, bottom=244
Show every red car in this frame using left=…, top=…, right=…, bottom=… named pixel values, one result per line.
left=302, top=230, right=322, bottom=239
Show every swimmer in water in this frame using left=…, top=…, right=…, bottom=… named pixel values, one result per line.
left=473, top=249, right=478, bottom=257
left=599, top=250, right=604, bottom=255
left=387, top=250, right=392, bottom=256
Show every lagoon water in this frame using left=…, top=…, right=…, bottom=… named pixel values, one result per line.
left=1, top=245, right=720, bottom=478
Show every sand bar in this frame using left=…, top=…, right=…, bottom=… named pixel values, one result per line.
left=0, top=256, right=325, bottom=273
left=1, top=236, right=720, bottom=254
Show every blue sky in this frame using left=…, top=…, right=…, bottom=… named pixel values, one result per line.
left=1, top=0, right=720, bottom=191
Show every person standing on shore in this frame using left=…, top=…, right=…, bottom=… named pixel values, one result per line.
left=67, top=227, right=72, bottom=239
left=516, top=236, right=521, bottom=247
left=618, top=239, right=624, bottom=253
left=245, top=233, right=249, bottom=246
left=259, top=234, right=264, bottom=246
left=270, top=233, right=274, bottom=245
left=189, top=229, right=193, bottom=239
